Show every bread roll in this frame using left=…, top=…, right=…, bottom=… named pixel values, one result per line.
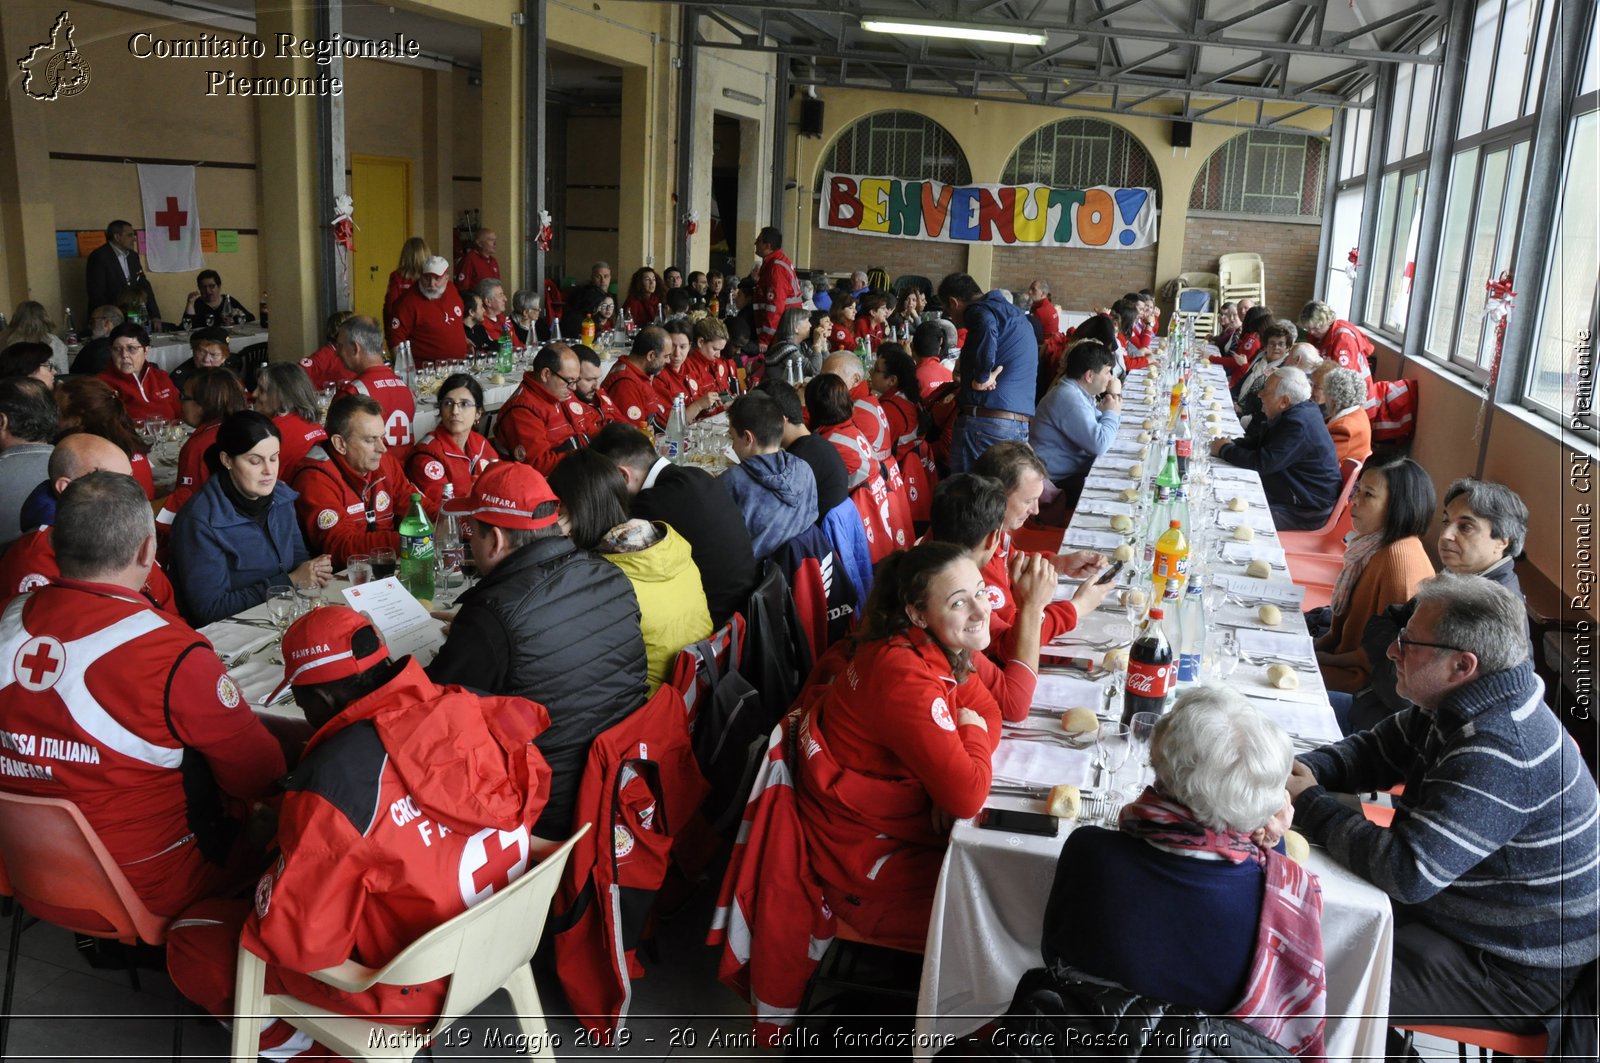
left=1047, top=784, right=1081, bottom=821
left=1232, top=524, right=1255, bottom=542
left=1137, top=431, right=1151, bottom=444
left=1128, top=462, right=1144, bottom=479
left=1267, top=663, right=1300, bottom=689
left=1246, top=559, right=1272, bottom=578
left=1061, top=707, right=1099, bottom=733
left=1120, top=487, right=1141, bottom=503
left=1141, top=418, right=1156, bottom=430
left=1228, top=496, right=1249, bottom=512
left=1283, top=830, right=1310, bottom=864
left=1113, top=543, right=1135, bottom=562
left=1258, top=604, right=1283, bottom=626
left=1102, top=647, right=1129, bottom=672
left=1110, top=514, right=1133, bottom=533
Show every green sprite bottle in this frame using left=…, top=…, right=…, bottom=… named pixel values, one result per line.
left=398, top=493, right=435, bottom=601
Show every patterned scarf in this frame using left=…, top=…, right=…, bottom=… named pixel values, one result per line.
left=1331, top=532, right=1384, bottom=617
left=1119, top=788, right=1327, bottom=1060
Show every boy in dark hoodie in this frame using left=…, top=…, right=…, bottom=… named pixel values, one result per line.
left=721, top=392, right=818, bottom=560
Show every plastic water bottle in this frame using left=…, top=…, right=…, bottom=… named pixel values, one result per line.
left=63, top=308, right=78, bottom=345
left=398, top=493, right=435, bottom=600
left=1173, top=411, right=1193, bottom=480
left=496, top=329, right=514, bottom=373
left=1177, top=577, right=1205, bottom=683
left=393, top=340, right=416, bottom=390
left=1142, top=486, right=1172, bottom=571
left=657, top=395, right=687, bottom=463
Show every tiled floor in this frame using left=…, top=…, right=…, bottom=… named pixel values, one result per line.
left=0, top=893, right=1472, bottom=1062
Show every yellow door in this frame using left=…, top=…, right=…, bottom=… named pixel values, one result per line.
left=350, top=155, right=412, bottom=325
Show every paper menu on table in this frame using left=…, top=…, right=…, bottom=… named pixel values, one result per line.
left=1235, top=628, right=1317, bottom=661
left=1215, top=573, right=1306, bottom=606
left=1076, top=498, right=1136, bottom=517
left=992, top=739, right=1095, bottom=790
left=1032, top=671, right=1106, bottom=710
left=341, top=577, right=441, bottom=661
left=1083, top=474, right=1136, bottom=491
left=1221, top=541, right=1287, bottom=565
left=1062, top=529, right=1126, bottom=551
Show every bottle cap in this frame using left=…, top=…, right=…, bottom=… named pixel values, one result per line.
left=1169, top=520, right=1181, bottom=528
left=1149, top=608, right=1165, bottom=620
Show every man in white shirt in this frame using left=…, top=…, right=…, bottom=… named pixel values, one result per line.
left=85, top=220, right=162, bottom=326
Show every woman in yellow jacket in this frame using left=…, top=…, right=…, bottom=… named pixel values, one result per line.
left=549, top=449, right=713, bottom=692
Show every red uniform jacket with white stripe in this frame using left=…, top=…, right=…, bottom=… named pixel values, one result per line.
left=848, top=381, right=891, bottom=462
left=405, top=429, right=495, bottom=508
left=99, top=364, right=183, bottom=424
left=569, top=391, right=619, bottom=440
left=754, top=249, right=801, bottom=353
left=156, top=421, right=222, bottom=536
left=298, top=345, right=355, bottom=391
left=386, top=285, right=468, bottom=366
left=290, top=446, right=433, bottom=567
left=0, top=580, right=284, bottom=915
left=272, top=412, right=328, bottom=480
left=337, top=365, right=416, bottom=450
left=0, top=529, right=177, bottom=616
left=601, top=358, right=669, bottom=431
left=495, top=375, right=587, bottom=475
left=243, top=659, right=551, bottom=1022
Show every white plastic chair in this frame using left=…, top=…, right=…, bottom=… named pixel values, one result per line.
left=1218, top=253, right=1266, bottom=305
left=230, top=824, right=589, bottom=1062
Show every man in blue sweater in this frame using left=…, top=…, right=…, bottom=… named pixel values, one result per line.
left=937, top=272, right=1038, bottom=473
left=1211, top=365, right=1340, bottom=530
left=1289, top=574, right=1598, bottom=1039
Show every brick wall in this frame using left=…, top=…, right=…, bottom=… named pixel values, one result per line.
left=805, top=226, right=969, bottom=288
left=992, top=244, right=1157, bottom=309
left=1181, top=216, right=1321, bottom=319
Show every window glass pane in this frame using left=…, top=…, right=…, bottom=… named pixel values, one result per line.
left=1458, top=0, right=1501, bottom=137
left=1388, top=63, right=1413, bottom=161
left=1352, top=104, right=1371, bottom=175
left=1583, top=5, right=1599, bottom=96
left=1326, top=187, right=1365, bottom=320
left=1488, top=0, right=1533, bottom=129
left=1453, top=148, right=1511, bottom=367
left=1383, top=171, right=1426, bottom=333
left=1366, top=171, right=1400, bottom=328
left=1408, top=55, right=1437, bottom=157
left=1340, top=109, right=1359, bottom=179
left=1426, top=149, right=1480, bottom=356
left=1527, top=109, right=1598, bottom=416
left=1524, top=0, right=1551, bottom=115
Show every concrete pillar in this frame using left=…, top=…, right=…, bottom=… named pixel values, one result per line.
left=966, top=244, right=994, bottom=290
left=481, top=23, right=525, bottom=287
left=255, top=0, right=323, bottom=357
left=621, top=65, right=653, bottom=273
left=422, top=68, right=455, bottom=265
left=522, top=0, right=549, bottom=288
left=0, top=4, right=62, bottom=314
left=1152, top=201, right=1188, bottom=294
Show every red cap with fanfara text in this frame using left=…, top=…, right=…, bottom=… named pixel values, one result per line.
left=441, top=461, right=560, bottom=530
left=268, top=605, right=389, bottom=702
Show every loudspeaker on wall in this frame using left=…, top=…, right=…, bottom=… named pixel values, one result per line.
left=801, top=97, right=825, bottom=138
left=1171, top=120, right=1193, bottom=148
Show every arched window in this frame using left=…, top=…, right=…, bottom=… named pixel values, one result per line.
left=1002, top=119, right=1160, bottom=202
left=1188, top=130, right=1329, bottom=218
left=819, top=111, right=971, bottom=184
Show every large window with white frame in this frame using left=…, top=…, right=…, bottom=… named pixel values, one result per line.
left=1324, top=84, right=1375, bottom=319
left=1362, top=49, right=1437, bottom=338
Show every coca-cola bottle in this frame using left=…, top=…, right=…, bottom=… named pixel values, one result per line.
left=1122, top=607, right=1175, bottom=724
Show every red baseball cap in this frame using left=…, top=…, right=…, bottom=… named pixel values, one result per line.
left=267, top=606, right=389, bottom=702
left=441, top=462, right=560, bottom=530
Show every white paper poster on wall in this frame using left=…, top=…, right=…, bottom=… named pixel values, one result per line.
left=818, top=170, right=1158, bottom=250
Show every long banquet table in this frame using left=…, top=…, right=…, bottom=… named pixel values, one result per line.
left=913, top=363, right=1393, bottom=1061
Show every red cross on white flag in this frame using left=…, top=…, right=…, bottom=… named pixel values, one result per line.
left=137, top=164, right=203, bottom=273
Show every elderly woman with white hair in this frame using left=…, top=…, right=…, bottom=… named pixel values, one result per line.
left=1300, top=299, right=1374, bottom=395
left=1043, top=686, right=1326, bottom=1056
left=1318, top=365, right=1372, bottom=466
left=1213, top=365, right=1343, bottom=530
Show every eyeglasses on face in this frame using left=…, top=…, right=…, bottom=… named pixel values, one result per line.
left=1393, top=628, right=1464, bottom=654
left=440, top=398, right=478, bottom=410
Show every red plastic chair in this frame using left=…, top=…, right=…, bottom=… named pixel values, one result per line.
left=1280, top=456, right=1363, bottom=559
left=1393, top=1023, right=1546, bottom=1060
left=0, top=791, right=181, bottom=1060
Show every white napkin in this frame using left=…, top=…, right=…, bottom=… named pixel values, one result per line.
left=1076, top=498, right=1135, bottom=517
left=1236, top=628, right=1316, bottom=661
left=1032, top=672, right=1106, bottom=710
left=1222, top=541, right=1287, bottom=566
left=1062, top=529, right=1126, bottom=551
left=1084, top=475, right=1136, bottom=491
left=993, top=739, right=1096, bottom=789
left=1215, top=573, right=1306, bottom=606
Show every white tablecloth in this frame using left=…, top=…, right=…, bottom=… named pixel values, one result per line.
left=912, top=363, right=1393, bottom=1061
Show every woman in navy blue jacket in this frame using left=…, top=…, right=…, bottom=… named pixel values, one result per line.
left=170, top=411, right=333, bottom=626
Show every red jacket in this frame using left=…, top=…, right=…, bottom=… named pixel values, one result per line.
left=601, top=358, right=668, bottom=431
left=406, top=429, right=496, bottom=508
left=298, top=344, right=355, bottom=391
left=155, top=420, right=222, bottom=536
left=818, top=422, right=872, bottom=490
left=684, top=350, right=731, bottom=400
left=551, top=682, right=707, bottom=1034
left=290, top=446, right=432, bottom=566
left=385, top=285, right=467, bottom=365
left=709, top=715, right=834, bottom=1047
left=652, top=363, right=700, bottom=407
left=622, top=295, right=660, bottom=328
left=880, top=390, right=921, bottom=458
left=272, top=411, right=328, bottom=479
left=848, top=381, right=891, bottom=462
left=793, top=632, right=1000, bottom=929
left=481, top=312, right=515, bottom=346
left=915, top=358, right=954, bottom=400
left=382, top=271, right=415, bottom=327
left=754, top=249, right=801, bottom=352
left=828, top=323, right=854, bottom=352
left=1317, top=320, right=1377, bottom=398
left=131, top=451, right=156, bottom=500
left=853, top=317, right=885, bottom=349
left=99, top=364, right=182, bottom=423
left=979, top=531, right=1079, bottom=672
left=243, top=659, right=552, bottom=1022
left=0, top=579, right=284, bottom=916
left=1033, top=297, right=1060, bottom=337
left=495, top=374, right=587, bottom=474
left=338, top=365, right=416, bottom=450
left=453, top=249, right=500, bottom=296
left=0, top=529, right=176, bottom=616
left=569, top=391, right=619, bottom=440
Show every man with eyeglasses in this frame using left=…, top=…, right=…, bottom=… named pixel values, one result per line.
left=495, top=343, right=589, bottom=475
left=1286, top=574, right=1598, bottom=1050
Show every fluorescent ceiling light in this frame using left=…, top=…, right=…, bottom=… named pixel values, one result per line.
left=859, top=18, right=1048, bottom=47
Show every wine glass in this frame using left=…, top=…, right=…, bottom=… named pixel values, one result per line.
left=1126, top=712, right=1161, bottom=798
left=1094, top=722, right=1132, bottom=798
left=266, top=585, right=297, bottom=664
left=295, top=583, right=324, bottom=613
left=1209, top=629, right=1240, bottom=681
left=1122, top=585, right=1148, bottom=630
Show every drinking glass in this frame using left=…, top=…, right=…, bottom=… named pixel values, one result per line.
left=371, top=548, right=398, bottom=581
left=434, top=542, right=466, bottom=605
left=136, top=419, right=159, bottom=448
left=1094, top=722, right=1132, bottom=796
left=1127, top=712, right=1161, bottom=798
left=295, top=583, right=324, bottom=612
left=266, top=585, right=297, bottom=664
left=1122, top=585, right=1148, bottom=630
left=1208, top=629, right=1240, bottom=681
left=346, top=554, right=374, bottom=586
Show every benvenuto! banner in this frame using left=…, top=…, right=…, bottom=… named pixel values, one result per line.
left=819, top=171, right=1158, bottom=250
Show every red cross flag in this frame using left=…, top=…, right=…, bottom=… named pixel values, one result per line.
left=137, top=163, right=203, bottom=273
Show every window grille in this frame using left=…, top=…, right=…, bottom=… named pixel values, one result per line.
left=1189, top=130, right=1328, bottom=218
left=1002, top=119, right=1159, bottom=200
left=822, top=111, right=971, bottom=184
